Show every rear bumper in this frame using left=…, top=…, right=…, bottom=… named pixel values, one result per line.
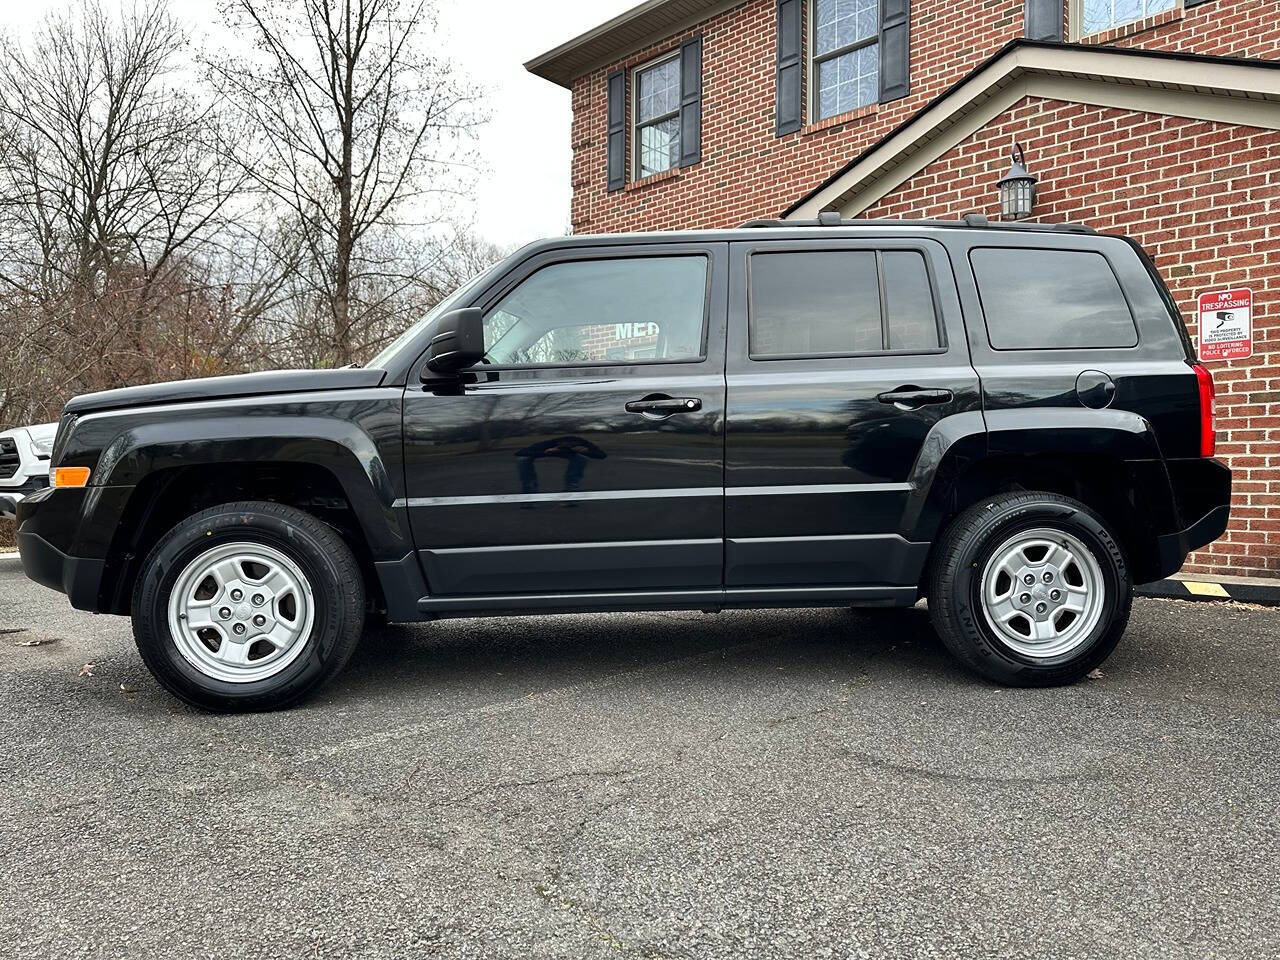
left=1152, top=458, right=1232, bottom=581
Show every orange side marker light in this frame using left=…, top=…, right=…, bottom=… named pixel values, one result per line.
left=53, top=466, right=91, bottom=488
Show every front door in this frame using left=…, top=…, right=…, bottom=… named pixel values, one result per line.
left=724, top=236, right=980, bottom=596
left=402, top=242, right=728, bottom=605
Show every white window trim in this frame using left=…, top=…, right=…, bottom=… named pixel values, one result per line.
left=1069, top=0, right=1183, bottom=41
left=808, top=0, right=881, bottom=124
left=630, top=50, right=681, bottom=181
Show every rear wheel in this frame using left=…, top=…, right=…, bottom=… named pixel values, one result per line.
left=132, top=501, right=365, bottom=711
left=927, top=491, right=1131, bottom=686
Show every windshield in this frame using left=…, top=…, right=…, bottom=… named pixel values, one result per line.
left=366, top=259, right=507, bottom=370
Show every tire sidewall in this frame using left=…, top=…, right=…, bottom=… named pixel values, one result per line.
left=133, top=507, right=354, bottom=709
left=950, top=500, right=1130, bottom=682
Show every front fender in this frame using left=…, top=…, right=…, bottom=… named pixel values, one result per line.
left=74, top=394, right=409, bottom=561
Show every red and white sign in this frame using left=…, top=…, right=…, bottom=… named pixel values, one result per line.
left=1198, top=287, right=1253, bottom=361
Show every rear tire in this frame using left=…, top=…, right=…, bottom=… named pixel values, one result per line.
left=927, top=491, right=1131, bottom=686
left=132, top=501, right=365, bottom=711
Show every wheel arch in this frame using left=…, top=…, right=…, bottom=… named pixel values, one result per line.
left=99, top=457, right=399, bottom=616
left=904, top=409, right=1177, bottom=586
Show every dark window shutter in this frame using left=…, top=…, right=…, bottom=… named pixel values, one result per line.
left=879, top=0, right=910, bottom=103
left=1024, top=0, right=1063, bottom=40
left=679, top=35, right=703, bottom=167
left=607, top=68, right=625, bottom=192
left=776, top=0, right=802, bottom=136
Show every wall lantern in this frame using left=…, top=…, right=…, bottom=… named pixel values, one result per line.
left=996, top=142, right=1038, bottom=221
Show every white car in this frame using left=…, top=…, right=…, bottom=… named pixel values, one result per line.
left=0, top=422, right=57, bottom=520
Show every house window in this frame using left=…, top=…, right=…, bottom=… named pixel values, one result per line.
left=811, top=0, right=880, bottom=121
left=633, top=53, right=681, bottom=178
left=1080, top=0, right=1175, bottom=36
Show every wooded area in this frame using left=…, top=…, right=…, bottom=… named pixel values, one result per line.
left=0, top=0, right=499, bottom=428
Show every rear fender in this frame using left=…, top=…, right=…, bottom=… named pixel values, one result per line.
left=901, top=408, right=1178, bottom=543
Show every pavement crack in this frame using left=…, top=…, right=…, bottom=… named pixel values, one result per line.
left=839, top=749, right=1099, bottom=786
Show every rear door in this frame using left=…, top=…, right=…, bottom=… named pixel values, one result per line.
left=724, top=236, right=979, bottom=594
left=401, top=241, right=728, bottom=603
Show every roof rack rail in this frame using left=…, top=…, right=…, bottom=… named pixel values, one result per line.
left=738, top=213, right=1098, bottom=235
left=741, top=211, right=844, bottom=228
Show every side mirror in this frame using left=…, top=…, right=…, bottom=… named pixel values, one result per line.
left=425, top=308, right=485, bottom=375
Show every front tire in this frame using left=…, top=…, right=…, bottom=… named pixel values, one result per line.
left=132, top=501, right=365, bottom=711
left=927, top=492, right=1131, bottom=686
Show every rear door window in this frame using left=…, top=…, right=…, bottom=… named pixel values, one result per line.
left=970, top=248, right=1138, bottom=350
left=748, top=249, right=942, bottom=359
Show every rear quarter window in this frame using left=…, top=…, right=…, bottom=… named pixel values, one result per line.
left=970, top=247, right=1138, bottom=350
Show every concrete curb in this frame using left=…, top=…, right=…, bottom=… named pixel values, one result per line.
left=1138, top=577, right=1280, bottom=607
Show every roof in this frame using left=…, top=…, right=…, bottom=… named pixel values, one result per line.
left=525, top=0, right=737, bottom=88
left=503, top=219, right=1118, bottom=261
left=785, top=40, right=1280, bottom=220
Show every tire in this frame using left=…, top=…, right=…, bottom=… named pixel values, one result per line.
left=926, top=491, right=1131, bottom=687
left=131, top=501, right=365, bottom=711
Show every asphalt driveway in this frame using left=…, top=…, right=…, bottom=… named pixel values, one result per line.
left=1, top=553, right=1277, bottom=959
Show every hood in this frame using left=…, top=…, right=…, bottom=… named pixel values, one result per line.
left=1, top=422, right=57, bottom=444
left=62, top=368, right=387, bottom=416
left=22, top=422, right=58, bottom=443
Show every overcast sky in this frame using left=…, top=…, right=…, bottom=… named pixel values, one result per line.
left=6, top=0, right=639, bottom=250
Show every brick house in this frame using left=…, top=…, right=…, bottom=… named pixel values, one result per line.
left=526, top=0, right=1280, bottom=581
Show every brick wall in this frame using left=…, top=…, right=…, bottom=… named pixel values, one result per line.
left=570, top=0, right=1027, bottom=235
left=563, top=0, right=1280, bottom=579
left=859, top=98, right=1280, bottom=577
left=569, top=0, right=1280, bottom=235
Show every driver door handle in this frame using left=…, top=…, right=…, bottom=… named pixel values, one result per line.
left=625, top=396, right=702, bottom=417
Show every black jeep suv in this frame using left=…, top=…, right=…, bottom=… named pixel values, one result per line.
left=16, top=217, right=1231, bottom=710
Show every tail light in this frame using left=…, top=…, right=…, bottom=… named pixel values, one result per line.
left=1193, top=362, right=1216, bottom=458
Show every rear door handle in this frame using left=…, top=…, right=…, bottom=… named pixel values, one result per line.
left=876, top=387, right=954, bottom=409
left=625, top=396, right=702, bottom=418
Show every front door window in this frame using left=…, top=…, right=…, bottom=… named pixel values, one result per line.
left=483, top=256, right=708, bottom=366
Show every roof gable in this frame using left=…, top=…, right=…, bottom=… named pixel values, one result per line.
left=784, top=40, right=1280, bottom=219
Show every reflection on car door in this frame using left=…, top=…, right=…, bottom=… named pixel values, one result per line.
left=401, top=242, right=729, bottom=609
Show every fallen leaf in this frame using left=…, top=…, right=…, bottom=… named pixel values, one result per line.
left=79, top=663, right=96, bottom=677
left=1087, top=668, right=1105, bottom=680
left=119, top=683, right=139, bottom=695
left=13, top=636, right=61, bottom=647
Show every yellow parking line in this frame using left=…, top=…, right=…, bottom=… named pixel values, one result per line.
left=1183, top=581, right=1230, bottom=598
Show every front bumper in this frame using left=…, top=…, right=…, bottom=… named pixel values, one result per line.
left=0, top=475, right=51, bottom=517
left=15, top=486, right=112, bottom=610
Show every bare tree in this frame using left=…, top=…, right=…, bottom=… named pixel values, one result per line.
left=210, top=0, right=485, bottom=366
left=0, top=0, right=251, bottom=424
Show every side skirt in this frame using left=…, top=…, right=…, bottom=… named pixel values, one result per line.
left=408, top=584, right=919, bottom=621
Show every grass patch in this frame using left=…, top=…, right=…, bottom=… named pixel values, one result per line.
left=0, top=519, right=15, bottom=551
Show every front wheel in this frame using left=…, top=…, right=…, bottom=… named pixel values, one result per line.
left=132, top=501, right=365, bottom=711
left=927, top=492, right=1131, bottom=686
